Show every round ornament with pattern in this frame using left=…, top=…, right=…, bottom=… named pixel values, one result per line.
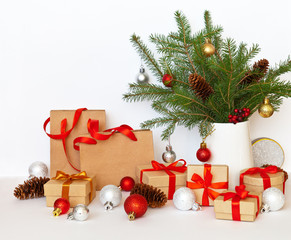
left=252, top=138, right=284, bottom=167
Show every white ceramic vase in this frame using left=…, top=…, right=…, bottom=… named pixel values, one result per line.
left=206, top=121, right=253, bottom=189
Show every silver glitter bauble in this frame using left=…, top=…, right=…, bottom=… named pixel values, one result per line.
left=162, top=145, right=176, bottom=163
left=136, top=66, right=149, bottom=84
left=67, top=204, right=89, bottom=221
left=261, top=187, right=285, bottom=213
left=173, top=187, right=200, bottom=211
left=99, top=185, right=122, bottom=210
left=28, top=161, right=48, bottom=178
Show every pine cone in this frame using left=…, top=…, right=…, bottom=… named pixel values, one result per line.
left=241, top=59, right=269, bottom=85
left=130, top=183, right=167, bottom=208
left=262, top=164, right=288, bottom=182
left=14, top=177, right=50, bottom=200
left=189, top=73, right=214, bottom=100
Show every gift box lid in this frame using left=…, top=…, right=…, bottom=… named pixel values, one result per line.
left=44, top=175, right=96, bottom=197
left=136, top=163, right=187, bottom=187
left=214, top=191, right=262, bottom=216
left=240, top=168, right=284, bottom=186
left=187, top=164, right=228, bottom=183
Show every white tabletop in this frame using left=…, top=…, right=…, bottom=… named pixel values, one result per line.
left=2, top=177, right=290, bottom=240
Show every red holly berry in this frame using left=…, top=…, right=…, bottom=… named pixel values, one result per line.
left=243, top=108, right=246, bottom=112
left=228, top=119, right=233, bottom=123
left=238, top=116, right=243, bottom=122
left=234, top=109, right=238, bottom=113
left=228, top=114, right=233, bottom=119
left=245, top=112, right=250, bottom=117
left=246, top=108, right=250, bottom=113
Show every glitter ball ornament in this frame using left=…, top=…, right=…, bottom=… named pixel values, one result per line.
left=162, top=145, right=176, bottom=163
left=202, top=38, right=215, bottom=57
left=53, top=198, right=70, bottom=216
left=196, top=142, right=211, bottom=162
left=261, top=187, right=285, bottom=213
left=258, top=97, right=274, bottom=118
left=99, top=185, right=122, bottom=210
left=120, top=176, right=135, bottom=191
left=162, top=74, right=173, bottom=87
left=173, top=187, right=201, bottom=211
left=124, top=194, right=148, bottom=220
left=28, top=161, right=48, bottom=178
left=136, top=66, right=149, bottom=84
left=67, top=204, right=89, bottom=221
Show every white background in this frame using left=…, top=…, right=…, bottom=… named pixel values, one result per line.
left=0, top=0, right=291, bottom=176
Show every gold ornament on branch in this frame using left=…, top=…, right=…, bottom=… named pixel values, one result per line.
left=202, top=38, right=215, bottom=57
left=258, top=97, right=274, bottom=118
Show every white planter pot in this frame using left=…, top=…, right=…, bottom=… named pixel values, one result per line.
left=206, top=121, right=253, bottom=189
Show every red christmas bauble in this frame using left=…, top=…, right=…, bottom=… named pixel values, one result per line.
left=124, top=194, right=148, bottom=220
left=120, top=176, right=135, bottom=191
left=196, top=142, right=211, bottom=162
left=53, top=198, right=70, bottom=216
left=162, top=74, right=173, bottom=87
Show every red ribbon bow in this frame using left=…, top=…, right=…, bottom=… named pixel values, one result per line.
left=44, top=108, right=137, bottom=172
left=186, top=164, right=228, bottom=206
left=240, top=165, right=279, bottom=190
left=219, top=185, right=260, bottom=221
left=140, top=160, right=187, bottom=200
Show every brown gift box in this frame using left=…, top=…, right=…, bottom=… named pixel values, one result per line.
left=49, top=109, right=106, bottom=177
left=136, top=162, right=187, bottom=199
left=80, top=129, right=154, bottom=190
left=186, top=164, right=228, bottom=206
left=44, top=174, right=97, bottom=207
left=214, top=191, right=262, bottom=222
left=240, top=168, right=285, bottom=193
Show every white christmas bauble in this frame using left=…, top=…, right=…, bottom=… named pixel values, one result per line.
left=99, top=185, right=122, bottom=210
left=28, top=161, right=48, bottom=178
left=262, top=187, right=285, bottom=212
left=68, top=204, right=89, bottom=221
left=173, top=187, right=197, bottom=211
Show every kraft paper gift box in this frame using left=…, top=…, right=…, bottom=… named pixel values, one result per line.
left=214, top=186, right=262, bottom=222
left=186, top=164, right=228, bottom=206
left=240, top=166, right=287, bottom=194
left=136, top=160, right=187, bottom=200
left=80, top=129, right=154, bottom=190
left=44, top=172, right=97, bottom=207
left=46, top=109, right=106, bottom=177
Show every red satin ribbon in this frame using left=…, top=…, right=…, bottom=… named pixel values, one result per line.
left=73, top=120, right=137, bottom=150
left=44, top=108, right=88, bottom=171
left=44, top=108, right=137, bottom=172
left=186, top=164, right=228, bottom=206
left=240, top=166, right=280, bottom=190
left=140, top=160, right=187, bottom=200
left=220, top=185, right=260, bottom=221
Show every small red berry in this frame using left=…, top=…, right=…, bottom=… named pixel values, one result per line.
left=234, top=109, right=238, bottom=113
left=229, top=119, right=233, bottom=123
left=228, top=114, right=233, bottom=119
left=246, top=108, right=250, bottom=113
left=242, top=114, right=245, bottom=117
left=245, top=112, right=250, bottom=117
left=243, top=108, right=246, bottom=112
left=238, top=116, right=243, bottom=122
left=233, top=115, right=237, bottom=119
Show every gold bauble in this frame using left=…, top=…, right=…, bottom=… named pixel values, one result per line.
left=203, top=38, right=215, bottom=57
left=258, top=97, right=274, bottom=118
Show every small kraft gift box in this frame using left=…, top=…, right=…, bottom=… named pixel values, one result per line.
left=44, top=108, right=106, bottom=177
left=79, top=126, right=155, bottom=190
left=240, top=165, right=287, bottom=194
left=214, top=185, right=262, bottom=222
left=186, top=164, right=228, bottom=206
left=44, top=171, right=97, bottom=207
left=136, top=160, right=187, bottom=200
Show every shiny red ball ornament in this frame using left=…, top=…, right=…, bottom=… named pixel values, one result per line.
left=53, top=198, right=70, bottom=216
left=124, top=194, right=148, bottom=220
left=120, top=176, right=135, bottom=191
left=162, top=74, right=173, bottom=87
left=196, top=142, right=211, bottom=162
